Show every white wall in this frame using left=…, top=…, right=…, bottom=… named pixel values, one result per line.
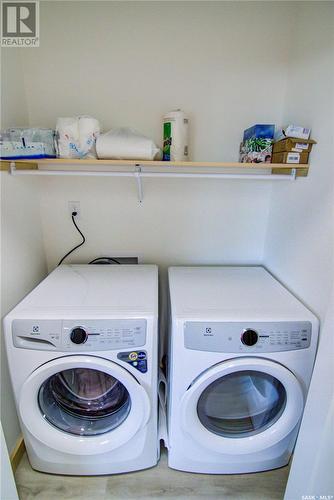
left=39, top=177, right=271, bottom=270
left=0, top=50, right=48, bottom=452
left=0, top=50, right=28, bottom=128
left=264, top=2, right=334, bottom=321
left=22, top=1, right=294, bottom=161
left=285, top=287, right=334, bottom=499
left=261, top=4, right=334, bottom=497
left=20, top=1, right=300, bottom=272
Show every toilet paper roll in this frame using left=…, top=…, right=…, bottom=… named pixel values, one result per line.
left=56, top=116, right=100, bottom=158
left=96, top=128, right=161, bottom=160
left=78, top=116, right=100, bottom=157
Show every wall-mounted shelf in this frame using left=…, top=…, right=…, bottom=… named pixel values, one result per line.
left=1, top=159, right=308, bottom=203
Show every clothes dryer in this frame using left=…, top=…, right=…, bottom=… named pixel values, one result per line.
left=167, top=266, right=318, bottom=473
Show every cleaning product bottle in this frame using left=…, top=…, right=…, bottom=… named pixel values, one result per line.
left=163, top=109, right=189, bottom=161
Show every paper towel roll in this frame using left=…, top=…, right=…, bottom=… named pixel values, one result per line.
left=78, top=116, right=100, bottom=157
left=96, top=128, right=161, bottom=160
left=163, top=109, right=189, bottom=161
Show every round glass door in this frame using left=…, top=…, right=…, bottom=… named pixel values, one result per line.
left=38, top=368, right=131, bottom=436
left=197, top=370, right=286, bottom=438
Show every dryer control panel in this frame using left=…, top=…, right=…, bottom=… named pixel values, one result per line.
left=12, top=319, right=146, bottom=351
left=184, top=321, right=312, bottom=353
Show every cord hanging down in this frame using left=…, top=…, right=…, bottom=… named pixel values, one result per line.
left=57, top=212, right=86, bottom=266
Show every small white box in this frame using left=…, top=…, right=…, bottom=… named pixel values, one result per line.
left=275, top=125, right=311, bottom=142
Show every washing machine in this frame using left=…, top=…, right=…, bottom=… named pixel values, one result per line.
left=4, top=264, right=159, bottom=475
left=167, top=266, right=319, bottom=474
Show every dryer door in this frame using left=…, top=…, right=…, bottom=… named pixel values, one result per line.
left=19, top=356, right=150, bottom=455
left=180, top=358, right=304, bottom=454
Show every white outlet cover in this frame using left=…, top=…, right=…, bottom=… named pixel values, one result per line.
left=68, top=201, right=80, bottom=218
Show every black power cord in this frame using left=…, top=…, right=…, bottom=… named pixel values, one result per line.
left=57, top=212, right=122, bottom=266
left=57, top=212, right=86, bottom=266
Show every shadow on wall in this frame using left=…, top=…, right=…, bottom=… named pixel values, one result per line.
left=1, top=174, right=48, bottom=452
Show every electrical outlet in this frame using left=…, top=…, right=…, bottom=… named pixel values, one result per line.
left=68, top=201, right=80, bottom=218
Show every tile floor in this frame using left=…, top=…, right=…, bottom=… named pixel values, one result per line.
left=15, top=449, right=289, bottom=500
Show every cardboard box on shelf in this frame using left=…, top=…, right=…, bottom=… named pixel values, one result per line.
left=272, top=151, right=309, bottom=164
left=273, top=137, right=316, bottom=154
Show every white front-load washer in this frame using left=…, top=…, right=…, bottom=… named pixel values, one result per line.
left=167, top=266, right=319, bottom=474
left=4, top=264, right=159, bottom=475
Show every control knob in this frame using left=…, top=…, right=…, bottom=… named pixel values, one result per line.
left=70, top=327, right=88, bottom=344
left=241, top=329, right=258, bottom=346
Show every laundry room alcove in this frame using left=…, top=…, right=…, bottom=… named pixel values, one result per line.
left=1, top=2, right=333, bottom=500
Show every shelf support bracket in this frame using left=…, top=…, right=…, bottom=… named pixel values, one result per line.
left=9, top=161, right=16, bottom=174
left=135, top=164, right=143, bottom=203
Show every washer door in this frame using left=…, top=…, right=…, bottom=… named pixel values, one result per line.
left=180, top=358, right=304, bottom=454
left=20, top=356, right=150, bottom=455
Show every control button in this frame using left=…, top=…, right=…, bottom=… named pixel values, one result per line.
left=241, top=329, right=258, bottom=347
left=70, top=327, right=88, bottom=344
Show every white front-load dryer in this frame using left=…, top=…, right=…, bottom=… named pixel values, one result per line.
left=4, top=264, right=159, bottom=475
left=167, top=266, right=319, bottom=474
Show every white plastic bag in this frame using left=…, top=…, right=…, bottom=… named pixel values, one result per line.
left=56, top=116, right=100, bottom=159
left=96, top=127, right=161, bottom=160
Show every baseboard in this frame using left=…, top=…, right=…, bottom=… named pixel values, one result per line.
left=10, top=436, right=25, bottom=472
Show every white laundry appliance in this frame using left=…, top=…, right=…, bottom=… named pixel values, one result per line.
left=4, top=264, right=159, bottom=475
left=167, top=266, right=319, bottom=474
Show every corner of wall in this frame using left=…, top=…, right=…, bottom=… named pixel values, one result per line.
left=1, top=48, right=48, bottom=453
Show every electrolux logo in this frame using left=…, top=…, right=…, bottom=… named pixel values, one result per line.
left=1, top=1, right=39, bottom=47
left=204, top=327, right=213, bottom=336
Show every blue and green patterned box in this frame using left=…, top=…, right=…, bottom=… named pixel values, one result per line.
left=240, top=124, right=275, bottom=163
left=243, top=124, right=275, bottom=141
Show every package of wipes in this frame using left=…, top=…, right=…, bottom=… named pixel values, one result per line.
left=0, top=128, right=56, bottom=159
left=55, top=116, right=100, bottom=158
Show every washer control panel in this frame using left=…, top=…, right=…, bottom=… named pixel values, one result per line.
left=184, top=321, right=312, bottom=352
left=12, top=319, right=146, bottom=351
